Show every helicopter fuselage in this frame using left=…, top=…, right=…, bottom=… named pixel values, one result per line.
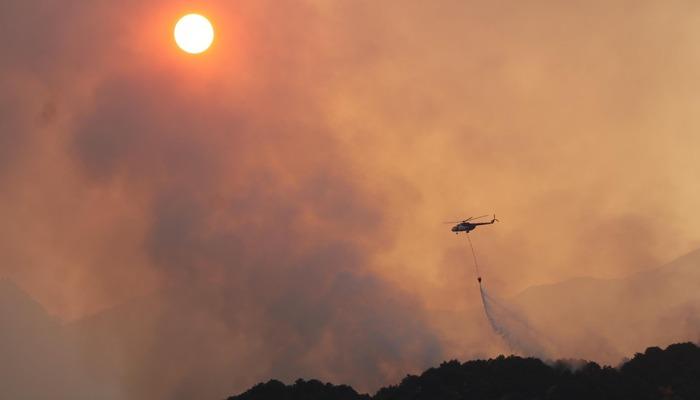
left=451, top=223, right=476, bottom=233
left=451, top=217, right=497, bottom=234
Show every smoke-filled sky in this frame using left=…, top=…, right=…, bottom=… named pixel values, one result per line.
left=2, top=0, right=700, bottom=398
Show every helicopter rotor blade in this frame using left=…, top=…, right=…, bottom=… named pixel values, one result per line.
left=466, top=214, right=489, bottom=221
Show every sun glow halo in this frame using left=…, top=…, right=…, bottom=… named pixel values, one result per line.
left=174, top=14, right=214, bottom=54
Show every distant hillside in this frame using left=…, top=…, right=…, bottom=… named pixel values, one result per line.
left=0, top=280, right=114, bottom=399
left=2, top=248, right=698, bottom=399
left=228, top=342, right=700, bottom=400
left=510, top=249, right=700, bottom=362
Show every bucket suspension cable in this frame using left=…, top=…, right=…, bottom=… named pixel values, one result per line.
left=466, top=232, right=482, bottom=283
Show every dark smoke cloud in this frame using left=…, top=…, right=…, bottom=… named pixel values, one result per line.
left=2, top=0, right=445, bottom=398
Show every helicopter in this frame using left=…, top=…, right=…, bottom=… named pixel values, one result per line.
left=446, top=214, right=498, bottom=234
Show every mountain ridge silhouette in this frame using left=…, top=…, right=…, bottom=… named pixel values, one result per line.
left=228, top=342, right=700, bottom=400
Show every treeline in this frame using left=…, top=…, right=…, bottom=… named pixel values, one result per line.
left=228, top=342, right=700, bottom=400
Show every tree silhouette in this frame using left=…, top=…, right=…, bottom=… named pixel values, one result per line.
left=228, top=342, right=700, bottom=400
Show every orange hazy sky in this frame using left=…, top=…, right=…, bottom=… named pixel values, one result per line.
left=2, top=0, right=700, bottom=398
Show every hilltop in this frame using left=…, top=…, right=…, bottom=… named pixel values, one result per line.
left=228, top=342, right=700, bottom=400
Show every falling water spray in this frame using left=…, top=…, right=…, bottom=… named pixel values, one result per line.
left=465, top=233, right=551, bottom=358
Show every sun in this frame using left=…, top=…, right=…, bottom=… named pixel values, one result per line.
left=174, top=14, right=214, bottom=54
